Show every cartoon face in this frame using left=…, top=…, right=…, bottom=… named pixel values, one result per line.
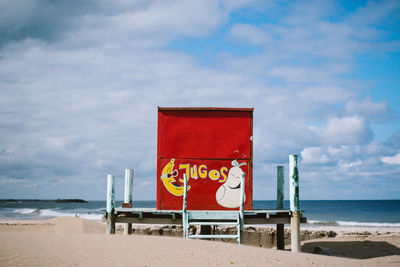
left=161, top=159, right=190, bottom=196
left=225, top=166, right=244, bottom=189
left=165, top=169, right=179, bottom=183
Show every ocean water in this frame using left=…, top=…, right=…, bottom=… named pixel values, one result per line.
left=254, top=200, right=400, bottom=227
left=1, top=200, right=399, bottom=228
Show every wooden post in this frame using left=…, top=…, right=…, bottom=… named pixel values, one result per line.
left=106, top=174, right=115, bottom=235
left=289, top=154, right=301, bottom=252
left=123, top=169, right=134, bottom=235
left=276, top=166, right=285, bottom=250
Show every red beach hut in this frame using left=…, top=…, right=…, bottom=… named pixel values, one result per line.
left=157, top=107, right=253, bottom=210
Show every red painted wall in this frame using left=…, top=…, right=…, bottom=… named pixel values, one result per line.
left=157, top=108, right=253, bottom=210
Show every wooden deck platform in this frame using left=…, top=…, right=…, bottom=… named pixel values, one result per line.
left=112, top=208, right=306, bottom=225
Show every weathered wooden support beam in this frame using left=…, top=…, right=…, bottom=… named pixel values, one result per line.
left=106, top=174, right=115, bottom=235
left=116, top=217, right=182, bottom=224
left=276, top=165, right=285, bottom=250
left=115, top=216, right=292, bottom=225
left=289, top=154, right=301, bottom=252
left=123, top=169, right=134, bottom=235
left=245, top=217, right=291, bottom=224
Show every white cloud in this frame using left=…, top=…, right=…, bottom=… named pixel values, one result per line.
left=346, top=96, right=387, bottom=117
left=24, top=183, right=38, bottom=188
left=301, top=147, right=331, bottom=164
left=382, top=152, right=400, bottom=165
left=338, top=159, right=363, bottom=172
left=268, top=65, right=340, bottom=84
left=106, top=1, right=226, bottom=40
left=301, top=145, right=366, bottom=166
left=320, top=116, right=372, bottom=145
left=229, top=23, right=272, bottom=45
left=348, top=0, right=400, bottom=25
left=0, top=179, right=26, bottom=184
left=141, top=181, right=153, bottom=187
left=299, top=85, right=354, bottom=104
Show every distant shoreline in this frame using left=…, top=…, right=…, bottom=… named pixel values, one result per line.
left=0, top=199, right=87, bottom=203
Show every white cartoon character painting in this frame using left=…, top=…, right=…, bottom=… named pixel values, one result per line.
left=215, top=160, right=246, bottom=208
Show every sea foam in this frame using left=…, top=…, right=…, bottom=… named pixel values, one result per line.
left=39, top=209, right=102, bottom=221
left=308, top=219, right=400, bottom=228
left=13, top=208, right=39, bottom=214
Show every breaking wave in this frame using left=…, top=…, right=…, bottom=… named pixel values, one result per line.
left=9, top=208, right=102, bottom=221
left=308, top=220, right=400, bottom=228
left=13, top=208, right=40, bottom=215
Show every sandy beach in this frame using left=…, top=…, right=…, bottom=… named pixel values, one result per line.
left=0, top=217, right=399, bottom=266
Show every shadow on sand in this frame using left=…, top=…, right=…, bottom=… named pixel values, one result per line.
left=301, top=240, right=400, bottom=259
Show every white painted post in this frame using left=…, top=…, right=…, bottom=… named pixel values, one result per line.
left=124, top=169, right=134, bottom=235
left=289, top=155, right=301, bottom=252
left=106, top=174, right=115, bottom=234
left=239, top=171, right=245, bottom=244
left=276, top=166, right=285, bottom=250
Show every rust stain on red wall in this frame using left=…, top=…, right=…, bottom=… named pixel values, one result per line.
left=157, top=107, right=253, bottom=210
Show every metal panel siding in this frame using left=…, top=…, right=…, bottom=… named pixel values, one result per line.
left=157, top=108, right=253, bottom=210
left=158, top=110, right=251, bottom=159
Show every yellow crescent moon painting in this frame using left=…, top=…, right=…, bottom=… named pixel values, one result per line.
left=161, top=159, right=190, bottom=196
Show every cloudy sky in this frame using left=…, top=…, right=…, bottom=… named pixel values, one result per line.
left=0, top=0, right=399, bottom=201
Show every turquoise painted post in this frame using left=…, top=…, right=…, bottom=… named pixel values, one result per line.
left=124, top=169, right=134, bottom=235
left=289, top=155, right=301, bottom=252
left=277, top=166, right=284, bottom=209
left=183, top=173, right=188, bottom=238
left=276, top=166, right=285, bottom=250
left=106, top=174, right=115, bottom=234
